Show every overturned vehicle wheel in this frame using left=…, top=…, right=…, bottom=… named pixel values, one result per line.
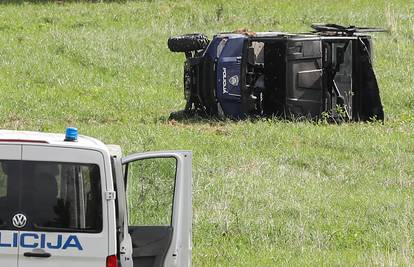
left=168, top=33, right=209, bottom=53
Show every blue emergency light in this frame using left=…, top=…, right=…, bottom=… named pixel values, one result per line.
left=64, top=127, right=78, bottom=141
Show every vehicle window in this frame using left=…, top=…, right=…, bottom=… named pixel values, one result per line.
left=0, top=161, right=19, bottom=228
left=0, top=166, right=7, bottom=198
left=0, top=163, right=9, bottom=227
left=127, top=157, right=176, bottom=226
left=0, top=160, right=102, bottom=232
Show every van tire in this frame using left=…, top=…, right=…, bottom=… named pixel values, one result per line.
left=168, top=34, right=209, bottom=53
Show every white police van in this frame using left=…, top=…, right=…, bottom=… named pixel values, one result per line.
left=0, top=128, right=192, bottom=267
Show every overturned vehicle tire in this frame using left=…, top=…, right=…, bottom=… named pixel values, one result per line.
left=168, top=34, right=210, bottom=53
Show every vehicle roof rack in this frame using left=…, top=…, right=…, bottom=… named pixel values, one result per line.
left=311, top=23, right=387, bottom=36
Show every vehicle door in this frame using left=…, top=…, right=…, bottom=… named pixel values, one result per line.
left=327, top=40, right=353, bottom=119
left=122, top=151, right=192, bottom=267
left=0, top=144, right=21, bottom=267
left=286, top=39, right=323, bottom=117
left=18, top=145, right=109, bottom=267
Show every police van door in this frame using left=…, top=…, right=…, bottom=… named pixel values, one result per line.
left=0, top=144, right=21, bottom=267
left=18, top=146, right=109, bottom=267
left=122, top=151, right=192, bottom=267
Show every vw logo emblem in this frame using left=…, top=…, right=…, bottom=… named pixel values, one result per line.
left=12, top=213, right=27, bottom=228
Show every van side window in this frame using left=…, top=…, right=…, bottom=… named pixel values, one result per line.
left=0, top=160, right=103, bottom=233
left=0, top=166, right=7, bottom=198
left=127, top=157, right=176, bottom=226
left=0, top=163, right=9, bottom=227
left=0, top=161, right=19, bottom=229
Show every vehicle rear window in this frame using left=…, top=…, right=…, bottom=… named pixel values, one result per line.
left=0, top=160, right=102, bottom=233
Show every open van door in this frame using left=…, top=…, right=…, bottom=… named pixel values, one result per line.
left=122, top=151, right=192, bottom=267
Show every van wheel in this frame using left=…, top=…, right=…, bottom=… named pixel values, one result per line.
left=168, top=33, right=209, bottom=53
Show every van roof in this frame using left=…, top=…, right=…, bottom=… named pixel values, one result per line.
left=0, top=130, right=107, bottom=150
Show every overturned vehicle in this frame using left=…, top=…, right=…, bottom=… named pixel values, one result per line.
left=168, top=24, right=385, bottom=121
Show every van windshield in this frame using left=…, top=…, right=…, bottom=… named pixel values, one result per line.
left=0, top=160, right=102, bottom=233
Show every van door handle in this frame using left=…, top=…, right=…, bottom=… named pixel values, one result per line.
left=24, top=251, right=51, bottom=258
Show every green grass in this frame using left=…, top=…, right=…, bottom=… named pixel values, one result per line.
left=0, top=0, right=413, bottom=265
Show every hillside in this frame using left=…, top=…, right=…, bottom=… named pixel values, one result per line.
left=0, top=1, right=413, bottom=265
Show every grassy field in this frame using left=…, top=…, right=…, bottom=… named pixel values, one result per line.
left=0, top=0, right=413, bottom=265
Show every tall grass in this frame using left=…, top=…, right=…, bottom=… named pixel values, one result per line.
left=385, top=4, right=398, bottom=35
